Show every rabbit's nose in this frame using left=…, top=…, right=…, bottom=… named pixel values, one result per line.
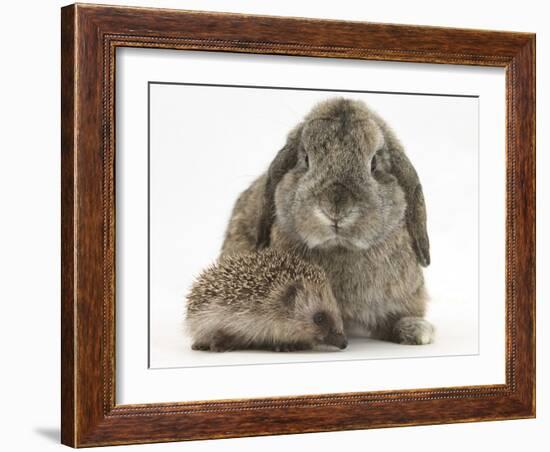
left=319, top=207, right=350, bottom=230
left=328, top=182, right=353, bottom=206
left=318, top=183, right=355, bottom=228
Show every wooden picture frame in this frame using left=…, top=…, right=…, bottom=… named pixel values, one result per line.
left=61, top=3, right=535, bottom=447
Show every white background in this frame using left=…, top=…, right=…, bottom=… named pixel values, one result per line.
left=0, top=0, right=546, bottom=451
left=147, top=81, right=482, bottom=369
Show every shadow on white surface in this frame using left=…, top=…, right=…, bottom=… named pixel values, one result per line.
left=150, top=298, right=478, bottom=369
left=33, top=428, right=59, bottom=444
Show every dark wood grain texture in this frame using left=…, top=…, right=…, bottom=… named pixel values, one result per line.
left=60, top=5, right=76, bottom=446
left=60, top=3, right=536, bottom=447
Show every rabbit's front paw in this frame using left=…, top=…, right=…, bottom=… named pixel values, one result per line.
left=392, top=317, right=434, bottom=345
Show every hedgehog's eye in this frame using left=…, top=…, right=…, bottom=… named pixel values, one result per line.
left=313, top=312, right=327, bottom=325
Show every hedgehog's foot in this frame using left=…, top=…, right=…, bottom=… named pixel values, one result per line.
left=191, top=342, right=210, bottom=351
left=209, top=330, right=238, bottom=352
left=191, top=330, right=238, bottom=352
left=271, top=341, right=311, bottom=352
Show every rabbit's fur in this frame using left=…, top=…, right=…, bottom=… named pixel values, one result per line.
left=221, top=98, right=434, bottom=345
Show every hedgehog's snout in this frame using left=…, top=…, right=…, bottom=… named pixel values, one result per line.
left=325, top=331, right=348, bottom=350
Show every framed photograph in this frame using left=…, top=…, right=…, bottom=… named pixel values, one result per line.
left=61, top=3, right=536, bottom=447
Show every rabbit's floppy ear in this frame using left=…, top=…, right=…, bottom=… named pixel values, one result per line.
left=256, top=140, right=299, bottom=249
left=387, top=144, right=431, bottom=267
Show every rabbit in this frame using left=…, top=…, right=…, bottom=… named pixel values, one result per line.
left=221, top=98, right=434, bottom=345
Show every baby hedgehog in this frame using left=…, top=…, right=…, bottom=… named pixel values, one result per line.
left=185, top=250, right=347, bottom=352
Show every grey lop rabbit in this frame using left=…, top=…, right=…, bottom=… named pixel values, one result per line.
left=221, top=98, right=434, bottom=345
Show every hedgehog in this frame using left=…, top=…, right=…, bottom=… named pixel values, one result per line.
left=185, top=250, right=348, bottom=352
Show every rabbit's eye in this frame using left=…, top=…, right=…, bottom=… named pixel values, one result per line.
left=304, top=153, right=310, bottom=169
left=370, top=155, right=378, bottom=173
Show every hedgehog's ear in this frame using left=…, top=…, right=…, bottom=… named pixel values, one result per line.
left=281, top=281, right=303, bottom=309
left=256, top=134, right=300, bottom=249
left=386, top=141, right=430, bottom=267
